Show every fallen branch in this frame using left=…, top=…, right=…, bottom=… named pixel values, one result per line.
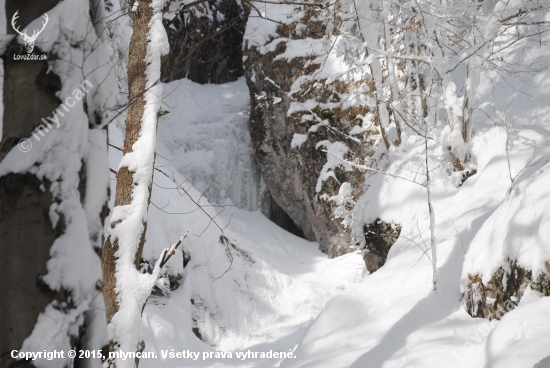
left=141, top=232, right=189, bottom=315
left=158, top=232, right=188, bottom=268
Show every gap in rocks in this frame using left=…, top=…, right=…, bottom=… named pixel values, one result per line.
left=268, top=194, right=305, bottom=239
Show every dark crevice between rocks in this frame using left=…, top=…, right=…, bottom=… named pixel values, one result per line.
left=269, top=193, right=304, bottom=239
left=362, top=219, right=402, bottom=273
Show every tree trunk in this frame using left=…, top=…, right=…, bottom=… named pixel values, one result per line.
left=102, top=0, right=154, bottom=328
left=0, top=0, right=113, bottom=366
left=425, top=134, right=437, bottom=291
left=102, top=0, right=168, bottom=365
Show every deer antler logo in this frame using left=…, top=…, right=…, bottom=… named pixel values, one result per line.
left=11, top=11, right=49, bottom=54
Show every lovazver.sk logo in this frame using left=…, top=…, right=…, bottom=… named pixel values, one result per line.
left=11, top=11, right=48, bottom=54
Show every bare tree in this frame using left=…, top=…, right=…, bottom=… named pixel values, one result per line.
left=102, top=0, right=171, bottom=366
left=351, top=0, right=550, bottom=289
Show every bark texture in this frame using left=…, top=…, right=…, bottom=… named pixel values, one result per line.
left=1, top=1, right=110, bottom=366
left=0, top=0, right=62, bottom=160
left=0, top=2, right=67, bottom=366
left=0, top=174, right=57, bottom=368
left=102, top=0, right=154, bottom=328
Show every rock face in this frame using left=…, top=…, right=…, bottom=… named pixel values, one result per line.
left=362, top=220, right=402, bottom=273
left=463, top=261, right=550, bottom=320
left=243, top=5, right=379, bottom=257
left=161, top=1, right=381, bottom=256
left=161, top=0, right=249, bottom=84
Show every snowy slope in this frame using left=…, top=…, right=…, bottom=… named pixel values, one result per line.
left=108, top=78, right=365, bottom=367
left=106, top=48, right=550, bottom=368
left=280, top=35, right=550, bottom=368
left=142, top=205, right=365, bottom=368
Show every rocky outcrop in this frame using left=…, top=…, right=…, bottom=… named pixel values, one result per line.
left=160, top=1, right=381, bottom=256
left=243, top=4, right=379, bottom=257
left=463, top=261, right=550, bottom=320
left=461, top=163, right=550, bottom=320
left=362, top=219, right=402, bottom=273
left=161, top=0, right=249, bottom=84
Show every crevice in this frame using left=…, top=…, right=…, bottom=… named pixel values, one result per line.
left=268, top=193, right=304, bottom=238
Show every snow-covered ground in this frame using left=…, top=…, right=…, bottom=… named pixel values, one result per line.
left=108, top=68, right=550, bottom=367
left=142, top=207, right=365, bottom=368
left=283, top=49, right=550, bottom=367
left=108, top=78, right=365, bottom=367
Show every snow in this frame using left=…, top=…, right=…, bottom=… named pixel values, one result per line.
left=103, top=71, right=364, bottom=367
left=105, top=0, right=170, bottom=366
left=111, top=2, right=550, bottom=366
left=156, top=77, right=268, bottom=213
left=4, top=0, right=550, bottom=365
left=243, top=3, right=299, bottom=50
left=142, top=204, right=365, bottom=367
left=0, top=0, right=117, bottom=366
left=283, top=20, right=550, bottom=368
left=329, top=182, right=354, bottom=228
left=109, top=114, right=365, bottom=366
left=463, top=160, right=550, bottom=285
left=290, top=133, right=307, bottom=149
left=124, top=59, right=548, bottom=368
left=486, top=288, right=550, bottom=367
left=245, top=3, right=371, bottom=153
left=6, top=0, right=540, bottom=368
left=107, top=120, right=550, bottom=366
left=315, top=140, right=353, bottom=193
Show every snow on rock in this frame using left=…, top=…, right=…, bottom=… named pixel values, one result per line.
left=328, top=182, right=354, bottom=229
left=280, top=125, right=549, bottom=367
left=459, top=31, right=550, bottom=319
left=290, top=133, right=308, bottom=149
left=105, top=61, right=364, bottom=366
left=104, top=0, right=550, bottom=365
left=280, top=17, right=550, bottom=365
left=104, top=45, right=366, bottom=368
left=463, top=162, right=550, bottom=286
left=315, top=140, right=353, bottom=193
left=461, top=159, right=550, bottom=319
left=243, top=0, right=377, bottom=257
left=243, top=2, right=299, bottom=50
left=485, top=288, right=550, bottom=367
